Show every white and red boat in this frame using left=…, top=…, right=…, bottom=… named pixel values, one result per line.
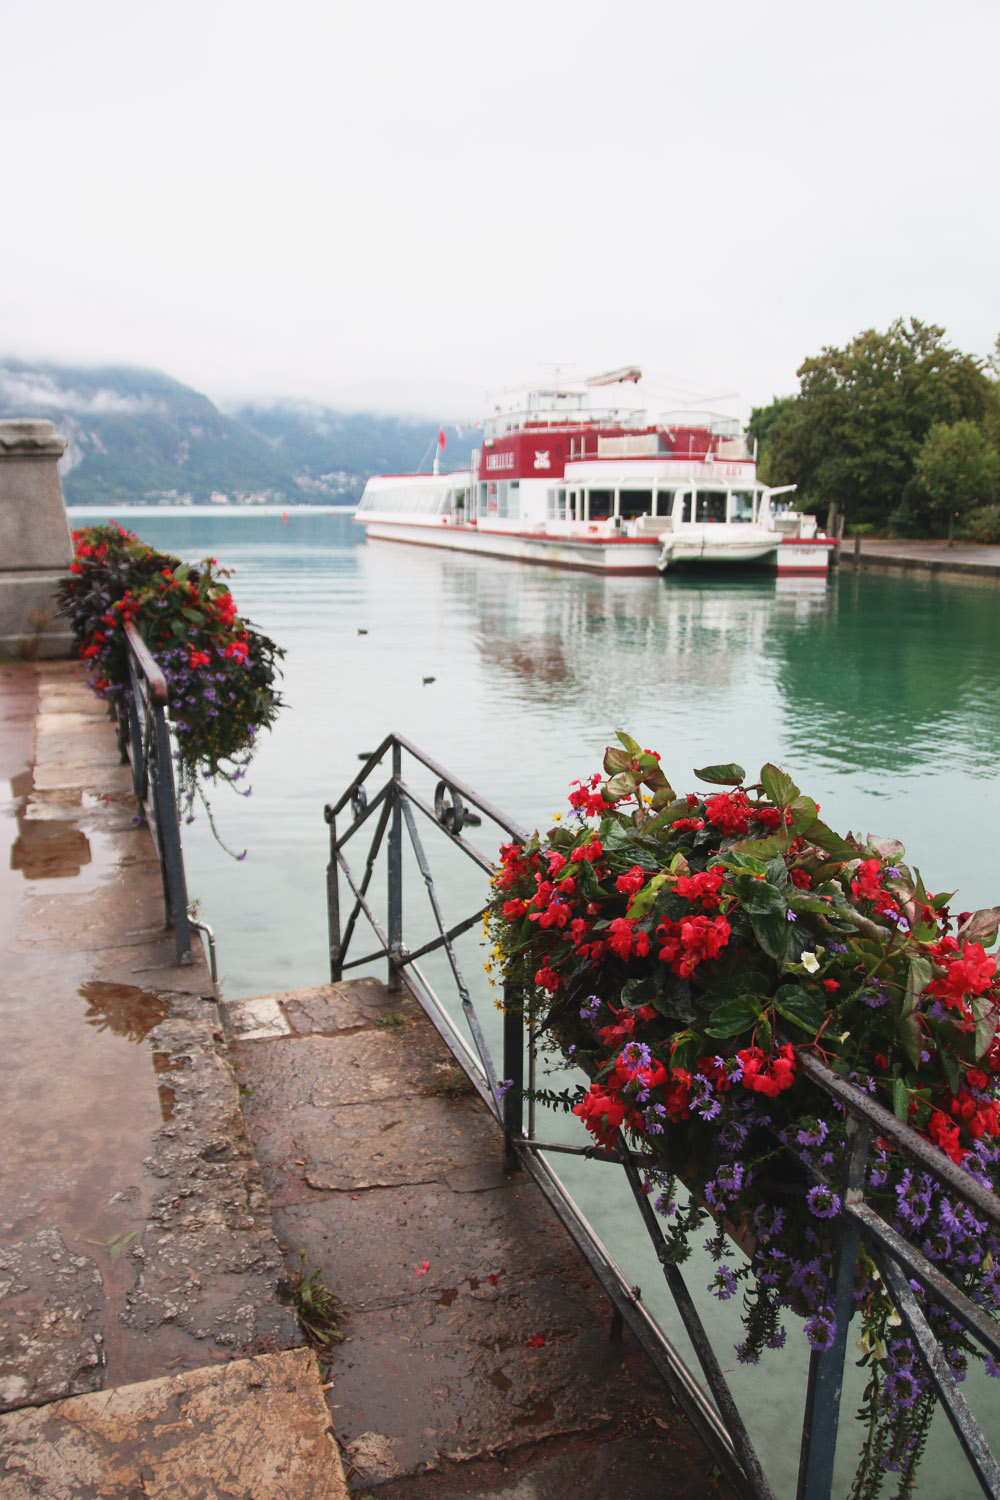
left=354, top=369, right=833, bottom=577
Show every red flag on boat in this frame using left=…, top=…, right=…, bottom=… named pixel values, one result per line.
left=438, top=427, right=446, bottom=451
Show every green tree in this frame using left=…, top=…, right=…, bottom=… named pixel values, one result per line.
left=747, top=395, right=799, bottom=488
left=917, top=419, right=1000, bottom=542
left=757, top=319, right=991, bottom=529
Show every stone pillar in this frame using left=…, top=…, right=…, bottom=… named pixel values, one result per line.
left=0, top=420, right=74, bottom=659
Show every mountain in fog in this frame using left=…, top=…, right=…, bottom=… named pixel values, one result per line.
left=0, top=358, right=476, bottom=506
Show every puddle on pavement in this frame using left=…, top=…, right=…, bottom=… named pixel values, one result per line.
left=11, top=819, right=92, bottom=878
left=487, top=1369, right=513, bottom=1393
left=9, top=769, right=32, bottom=803
left=79, top=981, right=169, bottom=1042
left=513, top=1397, right=555, bottom=1427
left=152, top=1051, right=187, bottom=1122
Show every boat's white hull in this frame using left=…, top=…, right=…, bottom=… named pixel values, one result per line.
left=659, top=529, right=834, bottom=576
left=362, top=519, right=663, bottom=574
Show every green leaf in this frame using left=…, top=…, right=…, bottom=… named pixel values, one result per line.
left=730, top=831, right=794, bottom=859
left=724, top=855, right=770, bottom=878
left=606, top=770, right=641, bottom=799
left=788, top=795, right=819, bottom=833
left=620, top=975, right=659, bottom=1009
left=786, top=891, right=838, bottom=916
left=669, top=1030, right=702, bottom=1072
left=892, top=1077, right=910, bottom=1124
left=732, top=873, right=786, bottom=918
left=574, top=859, right=604, bottom=902
left=693, top=762, right=746, bottom=786
left=642, top=797, right=693, bottom=832
left=800, top=819, right=858, bottom=861
left=652, top=988, right=695, bottom=1024
left=615, top=730, right=643, bottom=758
left=897, top=1008, right=922, bottom=1070
left=703, top=994, right=762, bottom=1039
left=902, top=956, right=933, bottom=1018
left=749, top=908, right=789, bottom=965
left=973, top=995, right=1000, bottom=1062
left=642, top=766, right=677, bottom=801
left=604, top=746, right=634, bottom=775
left=867, top=835, right=906, bottom=863
left=602, top=823, right=664, bottom=872
left=765, top=856, right=788, bottom=888
left=760, top=763, right=799, bottom=807
left=772, top=984, right=827, bottom=1035
left=626, top=871, right=670, bottom=920
left=959, top=906, right=1000, bottom=948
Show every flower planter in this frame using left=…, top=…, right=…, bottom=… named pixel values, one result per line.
left=489, top=733, right=1000, bottom=1494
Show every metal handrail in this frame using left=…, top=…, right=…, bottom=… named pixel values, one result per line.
left=120, top=620, right=193, bottom=965
left=324, top=736, right=1000, bottom=1500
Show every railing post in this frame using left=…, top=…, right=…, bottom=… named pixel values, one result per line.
left=796, top=1118, right=869, bottom=1500
left=325, top=804, right=342, bottom=982
left=502, top=983, right=524, bottom=1173
left=150, top=700, right=193, bottom=965
left=387, top=740, right=403, bottom=991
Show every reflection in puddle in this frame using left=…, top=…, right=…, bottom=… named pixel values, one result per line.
left=9, top=770, right=32, bottom=803
left=78, top=981, right=168, bottom=1043
left=512, top=1396, right=555, bottom=1427
left=152, top=1052, right=187, bottom=1121
left=12, top=821, right=92, bottom=879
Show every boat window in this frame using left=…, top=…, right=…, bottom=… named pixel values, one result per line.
left=655, top=489, right=674, bottom=518
left=619, top=489, right=653, bottom=519
left=547, top=488, right=568, bottom=520
left=679, top=491, right=693, bottom=523
left=696, top=491, right=727, bottom=523
left=730, top=490, right=755, bottom=523
left=489, top=481, right=520, bottom=520
left=589, top=489, right=613, bottom=520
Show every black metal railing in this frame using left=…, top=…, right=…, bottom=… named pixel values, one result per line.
left=324, top=735, right=1000, bottom=1500
left=120, top=620, right=193, bottom=965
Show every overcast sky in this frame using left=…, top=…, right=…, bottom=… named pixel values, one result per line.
left=2, top=0, right=997, bottom=422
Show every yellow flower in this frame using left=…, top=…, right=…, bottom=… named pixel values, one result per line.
left=551, top=812, right=562, bottom=822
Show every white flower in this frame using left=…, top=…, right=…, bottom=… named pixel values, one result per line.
left=801, top=951, right=820, bottom=973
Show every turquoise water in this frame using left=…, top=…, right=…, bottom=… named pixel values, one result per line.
left=72, top=505, right=1000, bottom=1497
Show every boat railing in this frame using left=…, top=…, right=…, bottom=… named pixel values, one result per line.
left=484, top=405, right=653, bottom=440
left=118, top=620, right=193, bottom=965
left=323, top=734, right=1000, bottom=1500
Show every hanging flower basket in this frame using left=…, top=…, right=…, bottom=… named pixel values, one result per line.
left=57, top=523, right=284, bottom=851
left=486, top=733, right=1000, bottom=1496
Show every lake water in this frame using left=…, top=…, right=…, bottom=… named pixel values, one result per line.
left=72, top=505, right=1000, bottom=1497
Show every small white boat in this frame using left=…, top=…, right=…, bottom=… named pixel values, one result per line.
left=654, top=482, right=831, bottom=574
left=354, top=371, right=834, bottom=577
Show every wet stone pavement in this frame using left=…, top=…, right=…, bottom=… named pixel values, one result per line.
left=0, top=661, right=731, bottom=1499
left=0, top=662, right=344, bottom=1498
left=224, top=980, right=733, bottom=1499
